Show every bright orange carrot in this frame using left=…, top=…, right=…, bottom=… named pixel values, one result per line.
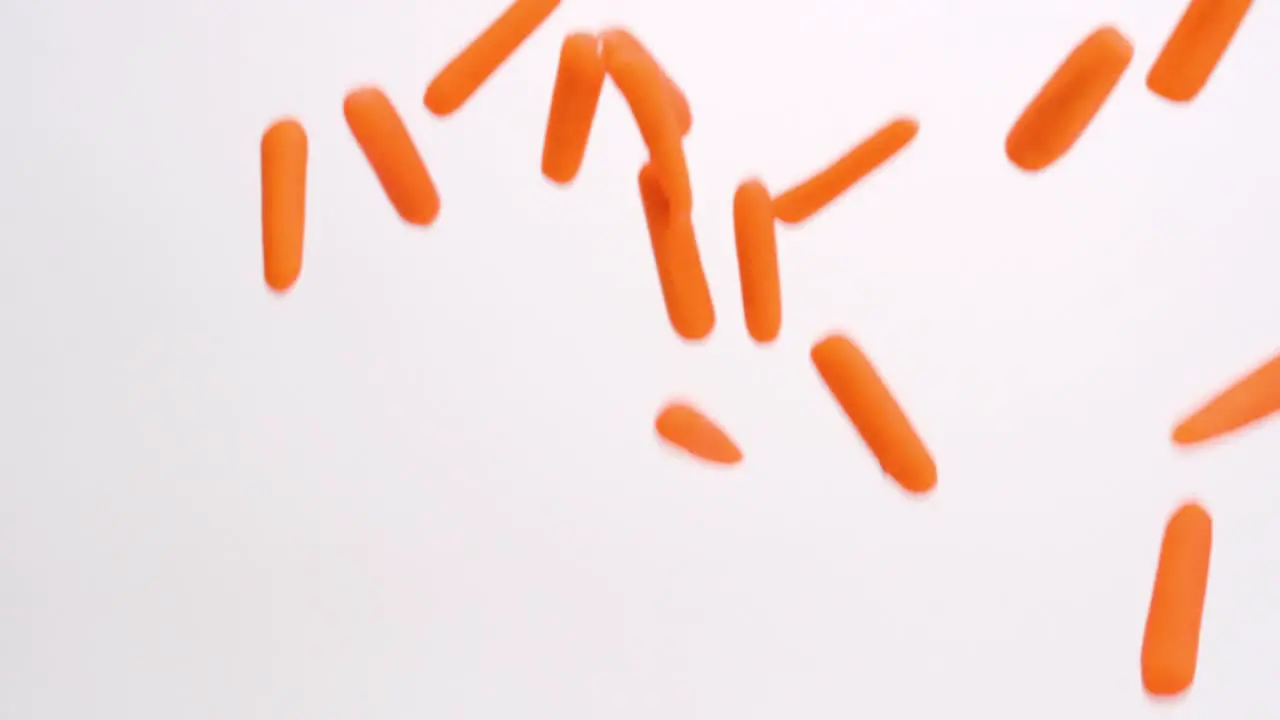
left=1173, top=352, right=1280, bottom=445
left=260, top=118, right=307, bottom=293
left=542, top=33, right=607, bottom=184
left=811, top=334, right=936, bottom=494
left=599, top=28, right=692, bottom=136
left=655, top=402, right=742, bottom=465
left=1006, top=26, right=1133, bottom=172
left=772, top=118, right=918, bottom=226
left=1148, top=0, right=1252, bottom=102
left=424, top=0, right=562, bottom=116
left=1142, top=502, right=1212, bottom=697
left=733, top=179, right=781, bottom=343
left=637, top=164, right=715, bottom=341
left=344, top=87, right=440, bottom=226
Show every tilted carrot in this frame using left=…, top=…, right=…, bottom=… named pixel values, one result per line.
left=733, top=179, right=781, bottom=343
left=260, top=118, right=307, bottom=293
left=1006, top=26, right=1133, bottom=172
left=344, top=87, right=440, bottom=226
left=655, top=402, right=742, bottom=465
left=1147, top=0, right=1252, bottom=102
left=1142, top=502, right=1212, bottom=697
left=599, top=28, right=692, bottom=136
left=637, top=164, right=715, bottom=341
left=542, top=32, right=607, bottom=184
left=1172, top=351, right=1280, bottom=445
left=424, top=0, right=562, bottom=117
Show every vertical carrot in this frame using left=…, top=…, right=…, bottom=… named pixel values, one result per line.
left=542, top=32, right=607, bottom=184
left=811, top=334, right=936, bottom=494
left=1142, top=502, right=1212, bottom=697
left=1147, top=0, right=1253, bottom=102
left=637, top=164, right=715, bottom=341
left=424, top=0, right=562, bottom=116
left=1172, top=352, right=1280, bottom=445
left=733, top=179, right=781, bottom=343
left=260, top=118, right=307, bottom=293
left=599, top=28, right=692, bottom=136
left=1006, top=26, right=1133, bottom=172
left=344, top=87, right=440, bottom=226
left=655, top=402, right=743, bottom=465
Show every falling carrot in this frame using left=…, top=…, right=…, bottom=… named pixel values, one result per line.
left=772, top=118, right=918, bottom=226
left=1147, top=0, right=1252, bottom=102
left=424, top=0, right=562, bottom=117
left=1006, top=26, right=1133, bottom=172
left=1172, top=351, right=1280, bottom=445
left=599, top=28, right=692, bottom=136
left=344, top=87, right=440, bottom=226
left=811, top=334, right=936, bottom=494
left=1142, top=501, right=1212, bottom=697
left=637, top=164, right=715, bottom=341
left=655, top=402, right=742, bottom=465
left=542, top=33, right=607, bottom=184
left=260, top=118, right=307, bottom=293
left=733, top=179, right=781, bottom=343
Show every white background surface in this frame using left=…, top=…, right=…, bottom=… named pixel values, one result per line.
left=2, top=0, right=1278, bottom=717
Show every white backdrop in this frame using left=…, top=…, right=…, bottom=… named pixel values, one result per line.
left=2, top=0, right=1278, bottom=717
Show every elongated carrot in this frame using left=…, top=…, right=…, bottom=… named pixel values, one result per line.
left=811, top=334, right=936, bottom=493
left=542, top=33, right=607, bottom=184
left=1006, top=27, right=1133, bottom=172
left=1173, top=352, right=1280, bottom=445
left=599, top=28, right=692, bottom=136
left=655, top=402, right=742, bottom=465
left=424, top=0, right=561, bottom=116
left=261, top=118, right=307, bottom=293
left=344, top=87, right=440, bottom=226
left=637, top=164, right=715, bottom=341
left=1142, top=502, right=1212, bottom=697
left=773, top=118, right=917, bottom=226
left=1148, top=0, right=1252, bottom=102
left=733, top=179, right=781, bottom=343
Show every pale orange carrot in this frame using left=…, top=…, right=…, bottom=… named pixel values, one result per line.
left=1173, top=352, right=1280, bottom=445
left=424, top=0, right=561, bottom=116
left=1148, top=0, right=1252, bottom=102
left=1142, top=501, right=1212, bottom=697
left=344, top=87, right=440, bottom=226
left=260, top=118, right=307, bottom=293
left=637, top=164, right=715, bottom=341
left=655, top=402, right=742, bottom=465
left=811, top=334, right=936, bottom=493
left=733, top=179, right=781, bottom=343
left=772, top=118, right=918, bottom=226
left=1006, top=26, right=1133, bottom=172
left=599, top=28, right=692, bottom=136
left=542, top=33, right=607, bottom=184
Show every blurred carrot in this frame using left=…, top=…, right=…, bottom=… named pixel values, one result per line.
left=260, top=118, right=307, bottom=293
left=655, top=402, right=742, bottom=465
left=733, top=179, right=781, bottom=343
left=600, top=28, right=692, bottom=135
left=542, top=32, right=607, bottom=184
left=1148, top=0, right=1252, bottom=102
left=1142, top=501, right=1212, bottom=697
left=344, top=87, right=440, bottom=226
left=637, top=164, right=714, bottom=341
left=1173, top=352, right=1280, bottom=445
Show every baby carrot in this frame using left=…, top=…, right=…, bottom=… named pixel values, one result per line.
left=260, top=118, right=307, bottom=293
left=1142, top=502, right=1212, bottom=697
left=1173, top=352, right=1280, bottom=445
left=811, top=334, right=936, bottom=494
left=733, top=179, right=781, bottom=343
left=772, top=118, right=917, bottom=226
left=542, top=32, right=607, bottom=184
left=1006, top=26, right=1133, bottom=172
left=599, top=28, right=692, bottom=136
left=655, top=402, right=742, bottom=465
left=637, top=164, right=715, bottom=341
left=424, top=0, right=561, bottom=116
left=1147, top=0, right=1252, bottom=102
left=344, top=87, right=440, bottom=226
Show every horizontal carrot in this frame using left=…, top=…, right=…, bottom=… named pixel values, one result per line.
left=1147, top=0, right=1252, bottom=102
left=1006, top=26, right=1133, bottom=172
left=344, top=87, right=440, bottom=226
left=599, top=28, right=692, bottom=136
left=772, top=118, right=918, bottom=226
left=811, top=334, right=936, bottom=493
left=1172, top=352, right=1280, bottom=445
left=260, top=118, right=307, bottom=293
left=655, top=402, right=742, bottom=465
left=637, top=164, right=715, bottom=341
left=424, top=0, right=562, bottom=116
left=542, top=32, right=607, bottom=184
left=1142, top=501, right=1212, bottom=697
left=733, top=179, right=781, bottom=343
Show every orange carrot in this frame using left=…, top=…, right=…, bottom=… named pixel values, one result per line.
left=1142, top=502, right=1212, bottom=697
left=424, top=0, right=561, bottom=116
left=733, top=179, right=781, bottom=343
left=260, top=118, right=307, bottom=293
left=637, top=164, right=715, bottom=341
left=811, top=334, right=936, bottom=493
left=773, top=118, right=917, bottom=226
left=542, top=33, right=607, bottom=184
left=344, top=87, right=440, bottom=226
left=599, top=28, right=692, bottom=136
left=1147, top=0, right=1252, bottom=102
left=655, top=402, right=742, bottom=465
left=1006, top=26, right=1133, bottom=172
left=1173, top=352, right=1280, bottom=445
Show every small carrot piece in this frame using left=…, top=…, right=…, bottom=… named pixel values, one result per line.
left=655, top=402, right=742, bottom=465
left=1142, top=502, right=1212, bottom=697
left=344, top=87, right=440, bottom=226
left=599, top=28, right=692, bottom=136
left=637, top=164, right=715, bottom=341
left=542, top=32, right=607, bottom=184
left=1172, top=352, right=1280, bottom=445
left=733, top=179, right=781, bottom=343
left=773, top=118, right=918, bottom=226
left=811, top=334, right=936, bottom=494
left=424, top=0, right=562, bottom=116
left=260, top=118, right=307, bottom=293
left=1006, top=26, right=1133, bottom=172
left=1147, top=0, right=1252, bottom=102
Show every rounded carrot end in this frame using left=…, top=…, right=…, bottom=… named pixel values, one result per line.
left=264, top=272, right=299, bottom=294
left=1142, top=662, right=1194, bottom=698
left=262, top=118, right=307, bottom=152
left=1171, top=422, right=1203, bottom=446
left=422, top=83, right=457, bottom=117
left=1146, top=73, right=1197, bottom=104
left=400, top=199, right=441, bottom=227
